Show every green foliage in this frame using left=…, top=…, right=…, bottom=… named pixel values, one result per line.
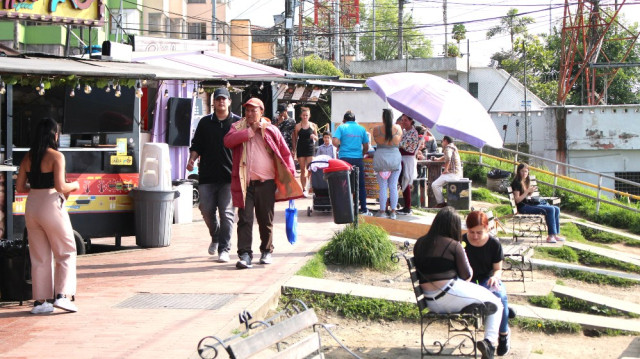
left=559, top=222, right=585, bottom=242
left=559, top=297, right=638, bottom=318
left=486, top=8, right=535, bottom=51
left=452, top=24, right=467, bottom=44
left=358, top=0, right=433, bottom=60
left=512, top=317, right=581, bottom=334
left=296, top=251, right=327, bottom=278
left=542, top=266, right=639, bottom=287
left=472, top=188, right=507, bottom=204
left=461, top=160, right=489, bottom=185
left=528, top=293, right=561, bottom=310
left=575, top=249, right=640, bottom=274
left=535, top=246, right=579, bottom=263
left=283, top=290, right=420, bottom=321
left=577, top=225, right=640, bottom=247
left=492, top=204, right=513, bottom=218
left=292, top=55, right=344, bottom=77
left=324, top=223, right=396, bottom=271
left=446, top=44, right=460, bottom=58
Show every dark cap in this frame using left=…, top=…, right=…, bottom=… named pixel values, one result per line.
left=343, top=110, right=355, bottom=122
left=277, top=104, right=287, bottom=113
left=213, top=87, right=230, bottom=99
left=243, top=97, right=264, bottom=111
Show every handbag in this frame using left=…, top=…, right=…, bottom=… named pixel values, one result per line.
left=285, top=200, right=298, bottom=244
left=525, top=196, right=547, bottom=206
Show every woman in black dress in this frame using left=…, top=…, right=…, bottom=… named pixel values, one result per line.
left=292, top=107, right=318, bottom=196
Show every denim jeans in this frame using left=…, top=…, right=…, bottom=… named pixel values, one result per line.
left=377, top=169, right=401, bottom=212
left=341, top=157, right=368, bottom=212
left=198, top=183, right=234, bottom=253
left=478, top=278, right=510, bottom=334
left=519, top=204, right=560, bottom=235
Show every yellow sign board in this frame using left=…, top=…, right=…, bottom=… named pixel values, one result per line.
left=110, top=155, right=133, bottom=166
left=0, top=0, right=104, bottom=26
left=116, top=138, right=127, bottom=156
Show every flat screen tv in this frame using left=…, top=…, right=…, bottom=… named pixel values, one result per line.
left=63, top=86, right=135, bottom=134
left=166, top=97, right=193, bottom=146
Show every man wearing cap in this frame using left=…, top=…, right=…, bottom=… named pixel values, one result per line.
left=274, top=104, right=296, bottom=153
left=224, top=97, right=303, bottom=269
left=332, top=110, right=371, bottom=215
left=187, top=87, right=240, bottom=262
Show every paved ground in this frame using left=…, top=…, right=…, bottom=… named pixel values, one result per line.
left=0, top=197, right=344, bottom=359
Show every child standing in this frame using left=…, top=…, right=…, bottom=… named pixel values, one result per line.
left=315, top=131, right=337, bottom=158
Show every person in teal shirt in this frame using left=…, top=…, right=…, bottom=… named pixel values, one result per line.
left=332, top=110, right=371, bottom=215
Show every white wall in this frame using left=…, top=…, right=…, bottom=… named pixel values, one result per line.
left=330, top=90, right=401, bottom=129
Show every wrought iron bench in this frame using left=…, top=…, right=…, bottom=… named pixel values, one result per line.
left=197, top=299, right=360, bottom=359
left=500, top=240, right=534, bottom=292
left=506, top=186, right=547, bottom=244
left=399, top=252, right=489, bottom=358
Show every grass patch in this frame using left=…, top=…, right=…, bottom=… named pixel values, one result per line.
left=534, top=247, right=640, bottom=274
left=472, top=187, right=507, bottom=204
left=296, top=251, right=326, bottom=278
left=559, top=222, right=585, bottom=242
left=534, top=246, right=579, bottom=262
left=559, top=297, right=639, bottom=318
left=541, top=266, right=640, bottom=287
left=577, top=225, right=640, bottom=247
left=324, top=222, right=396, bottom=271
left=528, top=293, right=561, bottom=309
left=512, top=317, right=581, bottom=334
left=283, top=289, right=420, bottom=321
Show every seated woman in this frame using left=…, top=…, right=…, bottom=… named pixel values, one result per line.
left=511, top=163, right=563, bottom=243
left=414, top=207, right=503, bottom=359
left=463, top=211, right=511, bottom=356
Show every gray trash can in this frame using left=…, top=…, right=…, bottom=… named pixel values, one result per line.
left=131, top=189, right=179, bottom=248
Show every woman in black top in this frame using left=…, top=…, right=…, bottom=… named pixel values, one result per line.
left=292, top=107, right=318, bottom=196
left=463, top=211, right=511, bottom=356
left=511, top=163, right=562, bottom=243
left=16, top=118, right=80, bottom=314
left=413, top=207, right=502, bottom=359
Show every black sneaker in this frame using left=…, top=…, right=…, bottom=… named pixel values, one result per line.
left=476, top=339, right=495, bottom=359
left=236, top=253, right=253, bottom=269
left=508, top=306, right=517, bottom=319
left=497, top=333, right=510, bottom=356
left=397, top=207, right=412, bottom=215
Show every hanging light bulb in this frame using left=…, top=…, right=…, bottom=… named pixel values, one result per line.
left=141, top=79, right=147, bottom=85
left=198, top=82, right=204, bottom=94
left=192, top=87, right=197, bottom=98
left=135, top=80, right=143, bottom=98
left=181, top=80, right=186, bottom=88
left=0, top=81, right=6, bottom=95
left=36, top=80, right=44, bottom=91
left=38, top=88, right=45, bottom=96
left=69, top=87, right=76, bottom=97
left=84, top=83, right=92, bottom=94
left=115, top=84, right=122, bottom=98
left=225, top=81, right=230, bottom=88
left=164, top=89, right=169, bottom=98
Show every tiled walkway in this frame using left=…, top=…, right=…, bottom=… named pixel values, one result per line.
left=0, top=198, right=344, bottom=358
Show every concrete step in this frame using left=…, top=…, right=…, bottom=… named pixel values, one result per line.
left=530, top=258, right=640, bottom=282
left=573, top=220, right=640, bottom=244
left=564, top=241, right=640, bottom=266
left=552, top=284, right=640, bottom=316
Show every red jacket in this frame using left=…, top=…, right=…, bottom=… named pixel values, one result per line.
left=223, top=117, right=303, bottom=208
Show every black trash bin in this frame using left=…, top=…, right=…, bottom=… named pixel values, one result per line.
left=0, top=239, right=32, bottom=301
left=323, top=159, right=355, bottom=224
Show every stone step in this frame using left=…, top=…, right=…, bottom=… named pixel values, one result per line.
left=552, top=284, right=640, bottom=316
left=530, top=258, right=640, bottom=282
left=564, top=241, right=640, bottom=266
left=573, top=220, right=640, bottom=243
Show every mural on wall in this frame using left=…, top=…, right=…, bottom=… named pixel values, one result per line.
left=1, top=0, right=104, bottom=26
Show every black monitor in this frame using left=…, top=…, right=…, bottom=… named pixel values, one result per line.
left=166, top=97, right=193, bottom=146
left=63, top=86, right=135, bottom=134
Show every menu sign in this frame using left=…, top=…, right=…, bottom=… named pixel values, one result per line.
left=1, top=0, right=104, bottom=26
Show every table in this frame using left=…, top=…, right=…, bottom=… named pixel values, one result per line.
left=418, top=160, right=443, bottom=208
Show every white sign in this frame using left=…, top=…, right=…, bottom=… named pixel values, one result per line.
left=133, top=36, right=218, bottom=53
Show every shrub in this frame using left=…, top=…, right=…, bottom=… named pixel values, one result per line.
left=296, top=252, right=326, bottom=278
left=324, top=222, right=396, bottom=271
left=536, top=246, right=579, bottom=262
left=529, top=293, right=561, bottom=310
left=512, top=317, right=581, bottom=334
left=472, top=187, right=507, bottom=204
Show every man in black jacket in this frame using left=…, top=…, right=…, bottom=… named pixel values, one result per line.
left=187, top=87, right=240, bottom=262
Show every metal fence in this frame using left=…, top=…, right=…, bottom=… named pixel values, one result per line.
left=460, top=147, right=640, bottom=214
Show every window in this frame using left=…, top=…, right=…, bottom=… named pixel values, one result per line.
left=170, top=18, right=186, bottom=39
left=188, top=22, right=207, bottom=40
left=148, top=13, right=164, bottom=35
left=188, top=0, right=206, bottom=3
left=469, top=82, right=479, bottom=98
left=110, top=9, right=141, bottom=36
left=615, top=172, right=640, bottom=203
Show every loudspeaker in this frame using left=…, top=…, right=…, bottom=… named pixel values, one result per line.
left=166, top=97, right=194, bottom=146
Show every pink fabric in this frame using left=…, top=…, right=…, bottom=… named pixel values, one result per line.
left=248, top=131, right=276, bottom=181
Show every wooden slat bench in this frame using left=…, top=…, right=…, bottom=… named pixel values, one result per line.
left=500, top=240, right=534, bottom=292
left=529, top=175, right=561, bottom=205
left=197, top=300, right=361, bottom=359
left=506, top=186, right=547, bottom=244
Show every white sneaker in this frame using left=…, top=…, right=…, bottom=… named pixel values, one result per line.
left=30, top=301, right=54, bottom=314
left=208, top=241, right=218, bottom=255
left=218, top=251, right=230, bottom=263
left=53, top=296, right=78, bottom=313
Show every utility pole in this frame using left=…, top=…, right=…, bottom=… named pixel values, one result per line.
left=285, top=0, right=294, bottom=71
left=523, top=41, right=528, bottom=144
left=212, top=0, right=217, bottom=40
left=443, top=0, right=447, bottom=56
left=334, top=0, right=340, bottom=69
left=372, top=0, right=376, bottom=60
left=397, top=0, right=403, bottom=59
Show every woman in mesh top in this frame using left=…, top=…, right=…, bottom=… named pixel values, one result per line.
left=413, top=207, right=502, bottom=359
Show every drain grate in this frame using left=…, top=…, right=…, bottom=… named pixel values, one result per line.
left=116, top=293, right=237, bottom=310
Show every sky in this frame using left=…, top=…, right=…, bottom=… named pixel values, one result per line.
left=228, top=0, right=640, bottom=66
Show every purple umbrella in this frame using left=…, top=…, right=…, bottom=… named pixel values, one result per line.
left=366, top=72, right=503, bottom=149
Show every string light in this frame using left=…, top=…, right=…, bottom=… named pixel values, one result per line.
left=181, top=80, right=186, bottom=88
left=198, top=82, right=204, bottom=94
left=36, top=78, right=44, bottom=91
left=38, top=88, right=45, bottom=96
left=0, top=80, right=5, bottom=95
left=164, top=89, right=169, bottom=98
left=84, top=83, right=92, bottom=94
left=192, top=82, right=198, bottom=97
left=105, top=80, right=112, bottom=93
left=135, top=80, right=143, bottom=98
left=69, top=86, right=76, bottom=97
left=115, top=84, right=122, bottom=98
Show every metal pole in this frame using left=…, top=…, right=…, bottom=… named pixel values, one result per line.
left=285, top=0, right=294, bottom=71
left=522, top=41, right=528, bottom=145
left=397, top=0, right=403, bottom=59
left=334, top=0, right=340, bottom=69
left=5, top=84, right=14, bottom=241
left=354, top=167, right=359, bottom=227
left=466, top=39, right=470, bottom=90
left=212, top=0, right=217, bottom=40
left=443, top=0, right=447, bottom=56
left=372, top=0, right=376, bottom=60
left=596, top=174, right=602, bottom=214
left=553, top=163, right=559, bottom=197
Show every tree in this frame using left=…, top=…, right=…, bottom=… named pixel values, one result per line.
left=292, top=54, right=344, bottom=77
left=358, top=0, right=432, bottom=60
left=452, top=24, right=466, bottom=44
left=486, top=8, right=535, bottom=52
left=447, top=44, right=460, bottom=58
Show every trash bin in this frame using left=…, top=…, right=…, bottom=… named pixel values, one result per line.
left=130, top=189, right=179, bottom=248
left=0, top=239, right=31, bottom=301
left=487, top=169, right=512, bottom=193
left=323, top=159, right=354, bottom=224
left=172, top=180, right=193, bottom=224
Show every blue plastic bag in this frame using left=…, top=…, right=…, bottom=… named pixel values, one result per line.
left=285, top=200, right=298, bottom=244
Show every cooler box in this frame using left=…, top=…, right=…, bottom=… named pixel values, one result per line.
left=446, top=179, right=472, bottom=211
left=173, top=182, right=193, bottom=224
left=139, top=143, right=172, bottom=191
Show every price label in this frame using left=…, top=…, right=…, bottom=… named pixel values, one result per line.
left=110, top=155, right=133, bottom=166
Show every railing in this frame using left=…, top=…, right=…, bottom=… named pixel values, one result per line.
left=460, top=147, right=640, bottom=214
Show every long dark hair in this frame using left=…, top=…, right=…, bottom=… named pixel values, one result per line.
left=28, top=118, right=59, bottom=175
left=382, top=109, right=393, bottom=142
left=422, top=206, right=461, bottom=242
left=514, top=163, right=531, bottom=190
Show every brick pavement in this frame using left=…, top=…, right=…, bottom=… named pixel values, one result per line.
left=0, top=198, right=344, bottom=359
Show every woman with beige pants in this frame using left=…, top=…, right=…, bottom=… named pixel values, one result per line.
left=16, top=118, right=80, bottom=314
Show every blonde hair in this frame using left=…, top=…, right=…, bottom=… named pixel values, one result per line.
left=300, top=107, right=310, bottom=113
